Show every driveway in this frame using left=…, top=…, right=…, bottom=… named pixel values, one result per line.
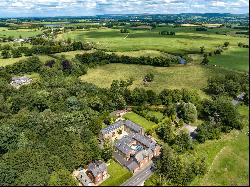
left=121, top=162, right=154, bottom=186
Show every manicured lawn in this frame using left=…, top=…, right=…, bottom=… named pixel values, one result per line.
left=146, top=111, right=164, bottom=122
left=190, top=105, right=249, bottom=186
left=123, top=112, right=156, bottom=130
left=100, top=159, right=132, bottom=186
left=209, top=47, right=249, bottom=72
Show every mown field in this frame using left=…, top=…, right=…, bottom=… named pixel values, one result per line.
left=209, top=47, right=249, bottom=72
left=56, top=27, right=248, bottom=54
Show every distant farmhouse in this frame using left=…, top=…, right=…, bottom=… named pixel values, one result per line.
left=100, top=120, right=161, bottom=173
left=75, top=160, right=109, bottom=186
left=10, top=76, right=32, bottom=89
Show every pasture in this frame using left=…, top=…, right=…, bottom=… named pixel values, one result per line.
left=57, top=27, right=248, bottom=54
left=0, top=27, right=42, bottom=38
left=191, top=105, right=249, bottom=186
left=0, top=55, right=55, bottom=67
left=209, top=47, right=249, bottom=72
left=80, top=63, right=232, bottom=98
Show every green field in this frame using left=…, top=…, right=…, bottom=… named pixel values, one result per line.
left=80, top=63, right=233, bottom=98
left=0, top=27, right=42, bottom=38
left=191, top=105, right=249, bottom=186
left=100, top=159, right=132, bottom=186
left=0, top=55, right=55, bottom=67
left=209, top=47, right=249, bottom=72
left=57, top=27, right=248, bottom=54
left=123, top=112, right=156, bottom=130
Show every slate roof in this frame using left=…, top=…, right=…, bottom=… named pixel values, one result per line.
left=127, top=161, right=139, bottom=171
left=134, top=150, right=148, bottom=162
left=11, top=76, right=32, bottom=85
left=77, top=170, right=92, bottom=186
left=88, top=160, right=107, bottom=177
left=101, top=120, right=143, bottom=136
left=101, top=120, right=123, bottom=135
left=115, top=136, right=136, bottom=155
left=130, top=133, right=156, bottom=150
left=124, top=120, right=143, bottom=133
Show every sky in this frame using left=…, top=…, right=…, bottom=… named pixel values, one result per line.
left=0, top=0, right=249, bottom=17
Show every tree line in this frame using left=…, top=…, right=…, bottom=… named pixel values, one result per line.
left=75, top=51, right=180, bottom=67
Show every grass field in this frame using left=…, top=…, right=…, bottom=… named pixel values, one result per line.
left=209, top=47, right=249, bottom=72
left=0, top=27, right=42, bottom=38
left=57, top=27, right=248, bottom=54
left=0, top=55, right=55, bottom=67
left=80, top=63, right=233, bottom=98
left=100, top=159, right=132, bottom=186
left=190, top=105, right=249, bottom=186
left=123, top=112, right=156, bottom=130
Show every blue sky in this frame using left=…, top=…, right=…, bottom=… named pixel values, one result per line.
left=0, top=0, right=249, bottom=17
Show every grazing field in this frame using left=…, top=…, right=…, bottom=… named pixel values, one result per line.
left=51, top=49, right=96, bottom=59
left=110, top=50, right=167, bottom=58
left=57, top=27, right=248, bottom=54
left=123, top=112, right=156, bottom=130
left=190, top=105, right=249, bottom=186
left=0, top=55, right=55, bottom=67
left=209, top=47, right=249, bottom=72
left=0, top=27, right=42, bottom=38
left=80, top=63, right=232, bottom=98
left=100, top=159, right=132, bottom=186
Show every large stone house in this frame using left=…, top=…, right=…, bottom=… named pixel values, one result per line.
left=100, top=119, right=161, bottom=173
left=100, top=120, right=144, bottom=141
left=75, top=160, right=108, bottom=186
left=114, top=132, right=161, bottom=173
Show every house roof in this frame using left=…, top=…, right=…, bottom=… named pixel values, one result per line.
left=101, top=120, right=123, bottom=135
left=134, top=150, right=148, bottom=162
left=131, top=133, right=156, bottom=150
left=115, top=136, right=136, bottom=155
left=127, top=161, right=139, bottom=171
left=11, top=76, right=32, bottom=85
left=88, top=160, right=107, bottom=177
left=77, top=170, right=92, bottom=186
left=124, top=120, right=143, bottom=133
left=101, top=120, right=143, bottom=136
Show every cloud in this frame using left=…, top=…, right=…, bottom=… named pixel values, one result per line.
left=0, top=0, right=248, bottom=17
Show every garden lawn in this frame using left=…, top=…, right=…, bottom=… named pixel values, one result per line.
left=123, top=112, right=156, bottom=131
left=100, top=159, right=132, bottom=186
left=209, top=47, right=249, bottom=72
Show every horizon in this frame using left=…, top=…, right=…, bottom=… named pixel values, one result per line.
left=0, top=12, right=249, bottom=19
left=0, top=0, right=249, bottom=18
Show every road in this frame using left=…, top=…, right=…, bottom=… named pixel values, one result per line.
left=121, top=163, right=154, bottom=186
